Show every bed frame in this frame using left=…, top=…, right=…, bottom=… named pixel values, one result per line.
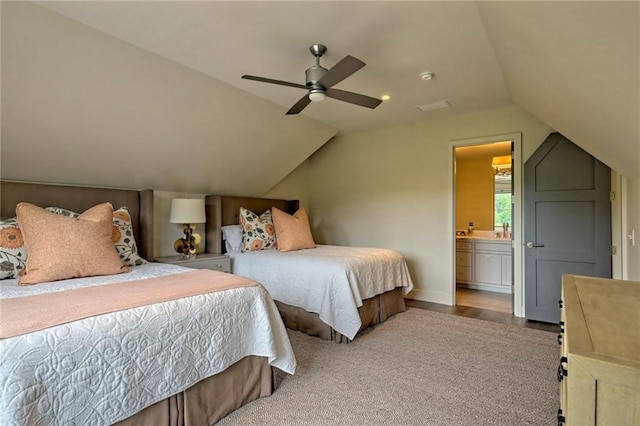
left=204, top=194, right=406, bottom=343
left=1, top=181, right=275, bottom=425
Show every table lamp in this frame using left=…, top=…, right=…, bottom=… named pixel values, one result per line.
left=169, top=198, right=206, bottom=257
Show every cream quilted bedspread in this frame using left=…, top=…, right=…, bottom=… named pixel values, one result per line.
left=229, top=244, right=414, bottom=339
left=0, top=263, right=296, bottom=425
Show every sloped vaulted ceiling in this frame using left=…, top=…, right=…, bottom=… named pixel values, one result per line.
left=2, top=1, right=638, bottom=191
left=477, top=1, right=639, bottom=179
left=1, top=2, right=338, bottom=195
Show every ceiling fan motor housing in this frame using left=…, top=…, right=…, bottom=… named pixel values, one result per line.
left=305, top=66, right=328, bottom=88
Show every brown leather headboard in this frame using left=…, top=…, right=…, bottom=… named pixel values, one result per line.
left=204, top=195, right=299, bottom=254
left=1, top=181, right=154, bottom=261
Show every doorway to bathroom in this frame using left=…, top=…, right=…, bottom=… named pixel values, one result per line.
left=452, top=133, right=523, bottom=316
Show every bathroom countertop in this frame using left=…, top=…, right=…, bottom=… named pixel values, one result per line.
left=455, top=230, right=511, bottom=241
left=456, top=236, right=511, bottom=241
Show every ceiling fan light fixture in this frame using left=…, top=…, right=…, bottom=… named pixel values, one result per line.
left=308, top=90, right=326, bottom=102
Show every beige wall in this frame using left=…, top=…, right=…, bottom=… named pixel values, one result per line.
left=455, top=156, right=496, bottom=231
left=266, top=105, right=552, bottom=304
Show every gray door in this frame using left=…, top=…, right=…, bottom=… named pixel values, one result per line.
left=524, top=133, right=611, bottom=323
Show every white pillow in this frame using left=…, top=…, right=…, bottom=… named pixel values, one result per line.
left=221, top=225, right=243, bottom=253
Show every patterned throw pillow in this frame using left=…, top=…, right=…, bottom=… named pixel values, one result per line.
left=45, top=206, right=147, bottom=266
left=0, top=218, right=26, bottom=279
left=111, top=207, right=147, bottom=266
left=44, top=207, right=80, bottom=218
left=239, top=207, right=277, bottom=252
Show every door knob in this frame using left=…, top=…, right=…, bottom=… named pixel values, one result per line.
left=526, top=242, right=545, bottom=248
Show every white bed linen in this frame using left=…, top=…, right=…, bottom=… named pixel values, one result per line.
left=229, top=244, right=414, bottom=339
left=0, top=263, right=296, bottom=426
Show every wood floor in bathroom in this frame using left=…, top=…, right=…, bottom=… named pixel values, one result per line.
left=456, top=287, right=511, bottom=313
left=406, top=288, right=558, bottom=333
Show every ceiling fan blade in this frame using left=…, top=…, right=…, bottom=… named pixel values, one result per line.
left=242, top=75, right=307, bottom=90
left=325, top=88, right=382, bottom=109
left=286, top=95, right=312, bottom=115
left=317, top=55, right=366, bottom=88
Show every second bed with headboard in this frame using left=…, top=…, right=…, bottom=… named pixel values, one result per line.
left=204, top=194, right=414, bottom=343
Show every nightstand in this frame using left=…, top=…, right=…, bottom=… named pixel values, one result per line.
left=155, top=253, right=231, bottom=273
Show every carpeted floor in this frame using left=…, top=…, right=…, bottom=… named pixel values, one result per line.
left=217, top=308, right=559, bottom=425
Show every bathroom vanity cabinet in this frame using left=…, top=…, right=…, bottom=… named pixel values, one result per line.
left=456, top=238, right=512, bottom=293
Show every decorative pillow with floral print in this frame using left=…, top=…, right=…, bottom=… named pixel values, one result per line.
left=0, top=218, right=26, bottom=279
left=111, top=207, right=147, bottom=266
left=45, top=206, right=147, bottom=266
left=44, top=206, right=80, bottom=218
left=239, top=207, right=277, bottom=252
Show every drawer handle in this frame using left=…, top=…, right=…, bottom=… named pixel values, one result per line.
left=557, top=356, right=568, bottom=382
left=558, top=322, right=564, bottom=346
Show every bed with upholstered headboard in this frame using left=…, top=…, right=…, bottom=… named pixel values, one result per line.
left=204, top=194, right=414, bottom=343
left=0, top=181, right=295, bottom=425
left=1, top=180, right=155, bottom=260
left=204, top=194, right=299, bottom=254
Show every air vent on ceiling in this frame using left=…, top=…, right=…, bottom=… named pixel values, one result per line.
left=416, top=100, right=450, bottom=112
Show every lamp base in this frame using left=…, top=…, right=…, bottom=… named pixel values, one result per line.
left=173, top=224, right=202, bottom=256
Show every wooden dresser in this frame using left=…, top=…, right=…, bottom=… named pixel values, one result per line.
left=558, top=274, right=640, bottom=425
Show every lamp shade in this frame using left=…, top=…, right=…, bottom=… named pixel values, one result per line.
left=169, top=199, right=206, bottom=224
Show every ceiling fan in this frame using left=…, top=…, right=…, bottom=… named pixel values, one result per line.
left=242, top=44, right=382, bottom=115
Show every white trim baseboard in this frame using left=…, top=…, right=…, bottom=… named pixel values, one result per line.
left=405, top=288, right=452, bottom=305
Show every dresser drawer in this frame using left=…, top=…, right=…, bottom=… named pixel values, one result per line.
left=456, top=266, right=472, bottom=282
left=456, top=241, right=472, bottom=251
left=155, top=254, right=231, bottom=273
left=187, top=256, right=231, bottom=273
left=456, top=251, right=472, bottom=267
left=474, top=241, right=510, bottom=253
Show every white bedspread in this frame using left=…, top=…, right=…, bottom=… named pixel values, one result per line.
left=229, top=244, right=414, bottom=340
left=0, top=263, right=296, bottom=426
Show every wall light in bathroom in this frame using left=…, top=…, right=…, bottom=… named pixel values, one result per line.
left=492, top=155, right=511, bottom=172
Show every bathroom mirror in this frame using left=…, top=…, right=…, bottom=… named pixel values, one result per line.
left=494, top=172, right=512, bottom=233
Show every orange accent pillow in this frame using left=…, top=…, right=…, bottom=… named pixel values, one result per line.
left=272, top=207, right=316, bottom=252
left=16, top=202, right=130, bottom=285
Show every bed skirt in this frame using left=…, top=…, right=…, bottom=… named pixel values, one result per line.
left=115, top=355, right=274, bottom=425
left=275, top=287, right=406, bottom=343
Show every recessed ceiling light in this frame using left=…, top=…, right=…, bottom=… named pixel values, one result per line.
left=420, top=71, right=435, bottom=80
left=381, top=95, right=391, bottom=101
